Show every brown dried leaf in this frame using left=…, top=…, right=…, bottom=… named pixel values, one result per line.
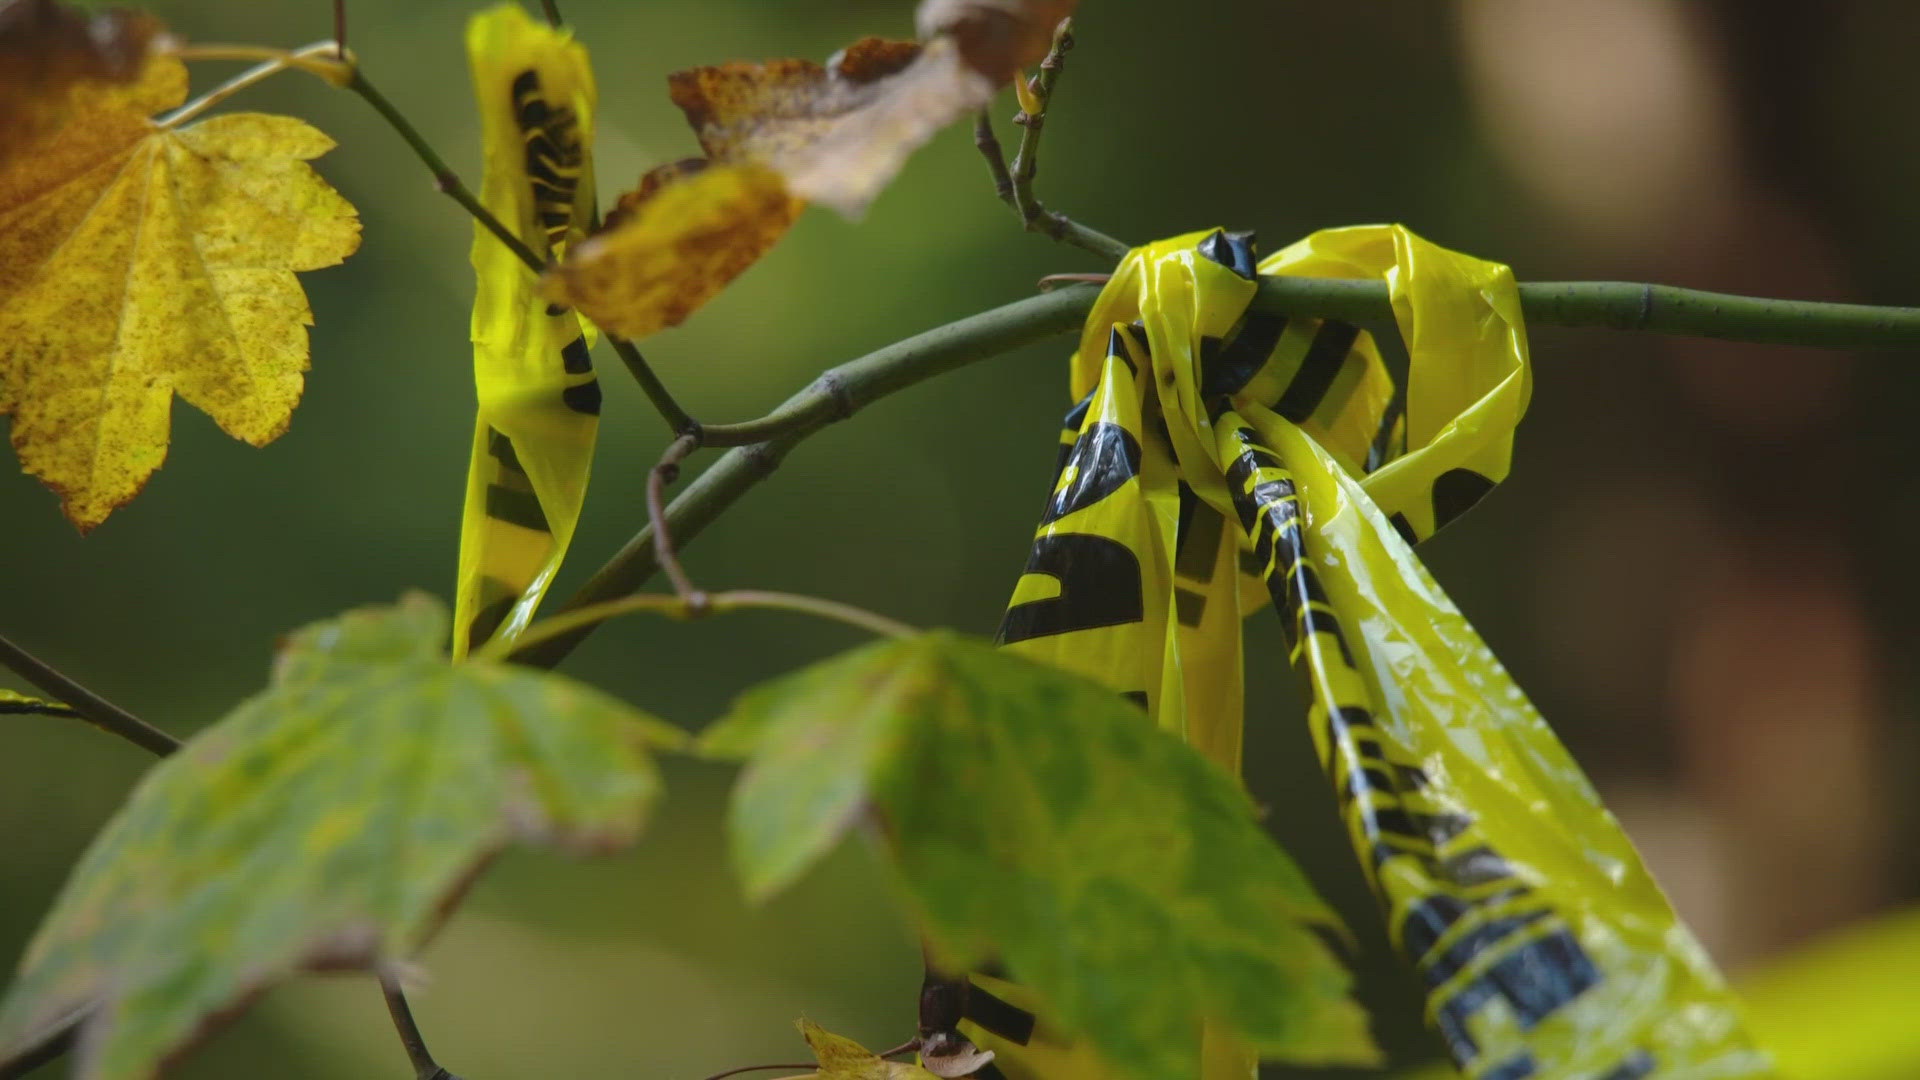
left=0, top=0, right=162, bottom=165
left=543, top=160, right=801, bottom=339
left=668, top=35, right=993, bottom=216
left=551, top=3, right=1076, bottom=335
left=916, top=0, right=1078, bottom=83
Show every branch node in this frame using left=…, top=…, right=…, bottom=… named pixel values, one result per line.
left=649, top=434, right=705, bottom=604
left=973, top=111, right=1017, bottom=207
left=813, top=369, right=857, bottom=421
left=741, top=442, right=786, bottom=479
left=990, top=17, right=1130, bottom=261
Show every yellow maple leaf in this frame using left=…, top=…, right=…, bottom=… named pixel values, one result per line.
left=0, top=0, right=162, bottom=167
left=0, top=53, right=360, bottom=530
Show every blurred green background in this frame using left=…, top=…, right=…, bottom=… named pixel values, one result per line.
left=6, top=1, right=1920, bottom=1076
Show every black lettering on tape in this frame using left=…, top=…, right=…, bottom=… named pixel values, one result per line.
left=1432, top=467, right=1497, bottom=529
left=1042, top=422, right=1142, bottom=527
left=997, top=534, right=1145, bottom=645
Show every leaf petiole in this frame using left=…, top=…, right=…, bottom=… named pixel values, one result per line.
left=161, top=41, right=353, bottom=129
left=480, top=589, right=914, bottom=665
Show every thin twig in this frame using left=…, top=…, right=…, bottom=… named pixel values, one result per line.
left=343, top=68, right=546, bottom=276
left=485, top=588, right=913, bottom=663
left=1038, top=272, right=1111, bottom=291
left=700, top=369, right=856, bottom=447
left=162, top=42, right=353, bottom=128
left=0, top=633, right=181, bottom=757
left=696, top=1064, right=816, bottom=1080
left=611, top=335, right=699, bottom=435
left=333, top=0, right=346, bottom=59
left=540, top=0, right=564, bottom=25
left=996, top=19, right=1128, bottom=261
left=649, top=432, right=706, bottom=608
left=511, top=284, right=1104, bottom=669
left=717, top=591, right=915, bottom=640
left=342, top=64, right=699, bottom=436
left=974, top=110, right=1016, bottom=208
left=380, top=973, right=463, bottom=1080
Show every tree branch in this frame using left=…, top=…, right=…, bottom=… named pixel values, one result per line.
left=0, top=633, right=180, bottom=757
left=343, top=69, right=545, bottom=276
left=649, top=432, right=706, bottom=606
left=974, top=110, right=1016, bottom=208
left=343, top=67, right=702, bottom=437
left=511, top=270, right=1920, bottom=669
left=1257, top=276, right=1920, bottom=352
left=980, top=18, right=1128, bottom=261
left=510, top=283, right=1101, bottom=668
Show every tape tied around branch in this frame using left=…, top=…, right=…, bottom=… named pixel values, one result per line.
left=961, top=226, right=1771, bottom=1079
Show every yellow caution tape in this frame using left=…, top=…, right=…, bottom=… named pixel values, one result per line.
left=454, top=5, right=602, bottom=659
left=946, top=227, right=1771, bottom=1080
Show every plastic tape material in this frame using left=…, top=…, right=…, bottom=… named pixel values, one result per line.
left=939, top=227, right=1772, bottom=1080
left=453, top=4, right=602, bottom=659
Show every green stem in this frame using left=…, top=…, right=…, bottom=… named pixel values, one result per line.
left=491, top=589, right=911, bottom=664
left=343, top=69, right=545, bottom=277
left=717, top=590, right=916, bottom=639
left=649, top=433, right=705, bottom=603
left=1523, top=280, right=1920, bottom=350
left=511, top=284, right=1101, bottom=668
left=1253, top=276, right=1920, bottom=352
left=516, top=269, right=1920, bottom=669
left=0, top=633, right=180, bottom=757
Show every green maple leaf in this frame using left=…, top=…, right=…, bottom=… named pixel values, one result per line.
left=0, top=594, right=680, bottom=1080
